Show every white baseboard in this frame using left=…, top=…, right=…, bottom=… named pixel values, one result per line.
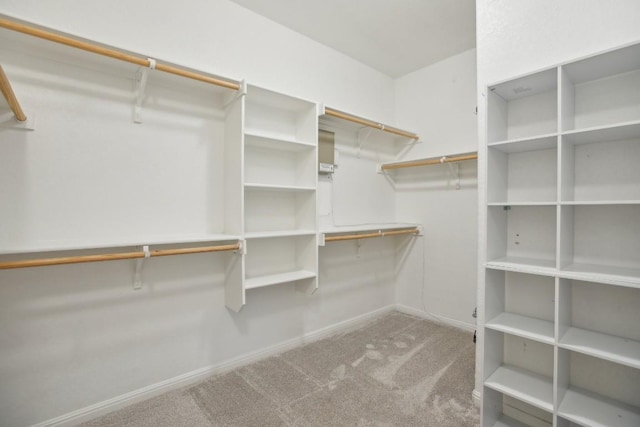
left=395, top=304, right=476, bottom=332
left=35, top=304, right=396, bottom=427
left=472, top=388, right=481, bottom=407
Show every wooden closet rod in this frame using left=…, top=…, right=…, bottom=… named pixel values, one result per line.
left=324, top=107, right=419, bottom=140
left=0, top=64, right=26, bottom=121
left=0, top=18, right=240, bottom=91
left=0, top=243, right=240, bottom=270
left=381, top=152, right=478, bottom=171
left=325, top=228, right=419, bottom=242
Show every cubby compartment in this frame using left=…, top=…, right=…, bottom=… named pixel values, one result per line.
left=485, top=270, right=555, bottom=344
left=244, top=134, right=316, bottom=188
left=483, top=388, right=553, bottom=427
left=484, top=330, right=555, bottom=412
left=557, top=279, right=640, bottom=369
left=487, top=206, right=557, bottom=272
left=245, top=85, right=317, bottom=144
left=244, top=235, right=317, bottom=291
left=487, top=136, right=558, bottom=204
left=560, top=124, right=640, bottom=203
left=488, top=68, right=558, bottom=143
left=556, top=350, right=640, bottom=427
left=244, top=187, right=315, bottom=236
left=560, top=43, right=640, bottom=132
left=559, top=205, right=640, bottom=284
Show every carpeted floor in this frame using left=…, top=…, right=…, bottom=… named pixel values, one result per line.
left=82, top=312, right=479, bottom=426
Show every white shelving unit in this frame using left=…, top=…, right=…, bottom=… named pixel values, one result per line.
left=238, top=85, right=319, bottom=306
left=481, top=42, right=640, bottom=426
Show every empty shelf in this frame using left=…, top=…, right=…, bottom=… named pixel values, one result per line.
left=485, top=313, right=554, bottom=344
left=559, top=263, right=640, bottom=288
left=321, top=223, right=419, bottom=234
left=488, top=133, right=558, bottom=153
left=559, top=388, right=640, bottom=427
left=492, top=415, right=530, bottom=427
left=244, top=230, right=316, bottom=239
left=0, top=233, right=242, bottom=255
left=486, top=257, right=556, bottom=275
left=559, top=327, right=640, bottom=369
left=244, top=130, right=315, bottom=151
left=245, top=270, right=316, bottom=290
left=484, top=365, right=553, bottom=412
left=562, top=120, right=640, bottom=145
left=244, top=183, right=315, bottom=192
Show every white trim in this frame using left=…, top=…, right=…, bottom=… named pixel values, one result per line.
left=472, top=388, right=482, bottom=407
left=395, top=304, right=476, bottom=332
left=33, top=304, right=396, bottom=427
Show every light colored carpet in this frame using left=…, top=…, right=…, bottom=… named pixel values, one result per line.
left=82, top=312, right=479, bottom=426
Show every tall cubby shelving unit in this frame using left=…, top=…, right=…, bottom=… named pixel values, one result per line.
left=481, top=42, right=640, bottom=427
left=226, top=84, right=318, bottom=311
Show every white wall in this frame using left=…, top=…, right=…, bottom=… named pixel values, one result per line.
left=0, top=0, right=395, bottom=122
left=475, top=0, right=640, bottom=400
left=0, top=1, right=403, bottom=425
left=393, top=49, right=478, bottom=330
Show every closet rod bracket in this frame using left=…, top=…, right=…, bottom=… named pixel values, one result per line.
left=133, top=58, right=156, bottom=124
left=446, top=160, right=461, bottom=190
left=133, top=245, right=151, bottom=290
left=223, top=80, right=247, bottom=108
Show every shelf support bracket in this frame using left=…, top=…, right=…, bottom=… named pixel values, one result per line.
left=133, top=245, right=150, bottom=290
left=356, top=127, right=373, bottom=158
left=318, top=233, right=326, bottom=247
left=446, top=159, right=461, bottom=190
left=133, top=58, right=156, bottom=124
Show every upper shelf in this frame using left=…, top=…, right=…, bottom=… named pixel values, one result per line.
left=0, top=16, right=239, bottom=99
left=320, top=106, right=419, bottom=141
left=379, top=151, right=477, bottom=171
left=320, top=223, right=420, bottom=244
left=0, top=233, right=241, bottom=255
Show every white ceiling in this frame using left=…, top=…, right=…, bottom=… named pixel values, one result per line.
left=228, top=0, right=476, bottom=78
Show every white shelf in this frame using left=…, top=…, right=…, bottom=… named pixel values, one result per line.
left=559, top=263, right=640, bottom=288
left=485, top=313, right=554, bottom=345
left=485, top=43, right=640, bottom=427
left=488, top=133, right=558, bottom=153
left=562, top=120, right=640, bottom=145
left=244, top=130, right=316, bottom=151
left=488, top=202, right=557, bottom=206
left=486, top=257, right=556, bottom=275
left=245, top=270, right=316, bottom=290
left=559, top=327, right=640, bottom=369
left=244, top=183, right=315, bottom=192
left=484, top=365, right=554, bottom=412
left=492, top=416, right=530, bottom=427
left=320, top=223, right=419, bottom=235
left=244, top=230, right=316, bottom=239
left=561, top=200, right=640, bottom=205
left=558, top=388, right=640, bottom=427
left=0, top=233, right=242, bottom=255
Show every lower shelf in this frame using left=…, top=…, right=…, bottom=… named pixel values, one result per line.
left=485, top=312, right=554, bottom=345
left=560, top=263, right=640, bottom=287
left=492, top=415, right=530, bottom=427
left=245, top=270, right=316, bottom=290
left=484, top=365, right=553, bottom=412
left=486, top=256, right=556, bottom=275
left=559, top=327, right=640, bottom=370
left=558, top=388, right=640, bottom=427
